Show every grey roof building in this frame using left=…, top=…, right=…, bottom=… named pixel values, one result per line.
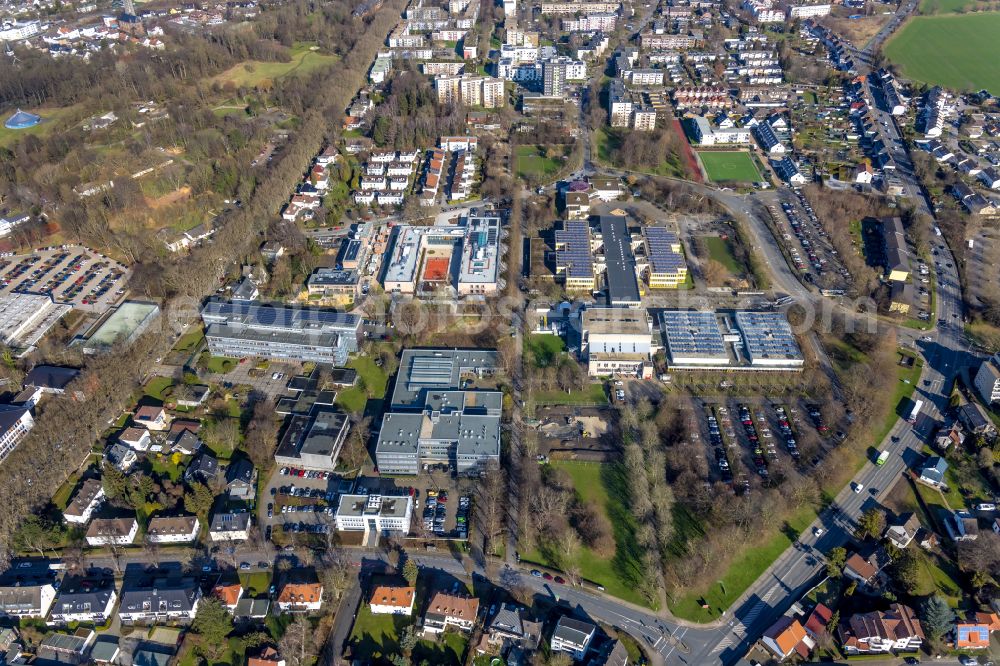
left=596, top=215, right=641, bottom=308
left=0, top=573, right=56, bottom=619
left=225, top=458, right=257, bottom=500
left=50, top=575, right=117, bottom=624
left=275, top=407, right=351, bottom=472
left=185, top=451, right=219, bottom=484
left=390, top=348, right=498, bottom=408
left=919, top=456, right=949, bottom=487
left=118, top=576, right=201, bottom=624
left=201, top=299, right=362, bottom=365
left=551, top=616, right=597, bottom=660
left=376, top=390, right=502, bottom=476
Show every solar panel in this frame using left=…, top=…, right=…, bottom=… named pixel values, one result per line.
left=660, top=310, right=728, bottom=359
left=555, top=221, right=595, bottom=279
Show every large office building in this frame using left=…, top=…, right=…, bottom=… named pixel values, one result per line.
left=334, top=493, right=413, bottom=536
left=595, top=215, right=641, bottom=307
left=660, top=310, right=803, bottom=370
left=201, top=300, right=361, bottom=365
left=382, top=212, right=504, bottom=297
left=376, top=349, right=500, bottom=476
left=555, top=221, right=596, bottom=291
left=581, top=308, right=656, bottom=377
left=641, top=227, right=688, bottom=288
left=274, top=407, right=351, bottom=472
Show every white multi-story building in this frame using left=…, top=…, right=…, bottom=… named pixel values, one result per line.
left=370, top=586, right=415, bottom=615
left=435, top=75, right=506, bottom=108
left=85, top=518, right=138, bottom=546
left=334, top=494, right=413, bottom=535
left=51, top=579, right=117, bottom=625
left=0, top=20, right=40, bottom=41
left=787, top=2, right=831, bottom=17
left=119, top=578, right=201, bottom=625
left=974, top=354, right=1000, bottom=404
left=0, top=405, right=33, bottom=463
left=146, top=516, right=200, bottom=543
left=562, top=12, right=617, bottom=31
left=63, top=479, right=105, bottom=525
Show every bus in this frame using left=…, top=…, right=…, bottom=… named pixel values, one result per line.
left=876, top=450, right=890, bottom=466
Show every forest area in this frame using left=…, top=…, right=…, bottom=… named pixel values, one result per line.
left=0, top=0, right=408, bottom=563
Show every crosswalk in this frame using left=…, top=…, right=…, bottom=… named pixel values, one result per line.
left=709, top=598, right=769, bottom=655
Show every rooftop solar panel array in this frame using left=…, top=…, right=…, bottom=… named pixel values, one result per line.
left=734, top=311, right=802, bottom=360
left=202, top=300, right=360, bottom=331
left=555, top=221, right=594, bottom=280
left=644, top=227, right=685, bottom=273
left=660, top=310, right=728, bottom=360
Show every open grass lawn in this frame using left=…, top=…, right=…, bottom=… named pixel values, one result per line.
left=697, top=150, right=762, bottom=183
left=149, top=453, right=185, bottom=483
left=523, top=461, right=653, bottom=608
left=702, top=235, right=743, bottom=275
left=238, top=571, right=271, bottom=596
left=143, top=377, right=174, bottom=402
left=413, top=632, right=468, bottom=666
left=525, top=334, right=566, bottom=368
left=211, top=42, right=338, bottom=88
left=531, top=382, right=608, bottom=406
left=336, top=354, right=390, bottom=414
left=204, top=355, right=238, bottom=374
left=919, top=0, right=972, bottom=13
left=941, top=453, right=994, bottom=509
left=0, top=105, right=80, bottom=148
left=347, top=601, right=412, bottom=664
left=884, top=12, right=1000, bottom=94
left=172, top=327, right=205, bottom=354
left=515, top=144, right=567, bottom=180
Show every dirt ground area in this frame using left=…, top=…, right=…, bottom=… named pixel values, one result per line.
left=536, top=406, right=617, bottom=460
left=819, top=12, right=891, bottom=48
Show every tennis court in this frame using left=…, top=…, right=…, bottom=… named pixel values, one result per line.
left=422, top=256, right=451, bottom=282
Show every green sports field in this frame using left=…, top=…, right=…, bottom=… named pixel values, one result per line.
left=697, top=150, right=762, bottom=183
left=884, top=12, right=1000, bottom=94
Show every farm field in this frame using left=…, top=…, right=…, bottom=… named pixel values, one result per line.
left=697, top=151, right=762, bottom=182
left=211, top=43, right=338, bottom=88
left=883, top=12, right=1000, bottom=94
left=919, top=0, right=972, bottom=13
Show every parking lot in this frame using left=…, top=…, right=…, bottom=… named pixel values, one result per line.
left=0, top=245, right=128, bottom=313
left=769, top=193, right=852, bottom=293
left=262, top=468, right=473, bottom=542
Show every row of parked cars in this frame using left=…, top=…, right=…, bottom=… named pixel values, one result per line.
left=279, top=467, right=332, bottom=480
left=738, top=405, right=771, bottom=478
left=775, top=406, right=801, bottom=460
left=707, top=412, right=734, bottom=483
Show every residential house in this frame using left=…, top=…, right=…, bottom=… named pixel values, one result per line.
left=551, top=616, right=596, bottom=660
left=247, top=646, right=286, bottom=666
left=564, top=191, right=591, bottom=219
left=133, top=406, right=169, bottom=431
left=208, top=511, right=251, bottom=542
left=479, top=603, right=542, bottom=654
left=958, top=401, right=996, bottom=437
left=146, top=515, right=199, bottom=543
left=185, top=451, right=220, bottom=484
left=118, top=576, right=201, bottom=624
left=979, top=167, right=1000, bottom=190
left=36, top=629, right=95, bottom=665
left=803, top=604, right=834, bottom=641
left=225, top=458, right=257, bottom=501
left=0, top=575, right=57, bottom=619
left=22, top=365, right=79, bottom=396
left=423, top=592, right=480, bottom=634
left=170, top=430, right=202, bottom=455
left=106, top=442, right=138, bottom=472
left=276, top=580, right=323, bottom=613
left=955, top=622, right=991, bottom=650
left=119, top=427, right=151, bottom=451
left=840, top=604, right=924, bottom=654
left=63, top=478, right=105, bottom=525
left=174, top=384, right=210, bottom=409
left=885, top=513, right=922, bottom=549
left=369, top=586, right=415, bottom=615
left=50, top=575, right=117, bottom=624
left=761, top=617, right=813, bottom=661
left=919, top=456, right=949, bottom=488
left=843, top=553, right=879, bottom=587
left=590, top=639, right=629, bottom=666
left=86, top=518, right=139, bottom=546
left=944, top=510, right=979, bottom=542
left=212, top=583, right=243, bottom=612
